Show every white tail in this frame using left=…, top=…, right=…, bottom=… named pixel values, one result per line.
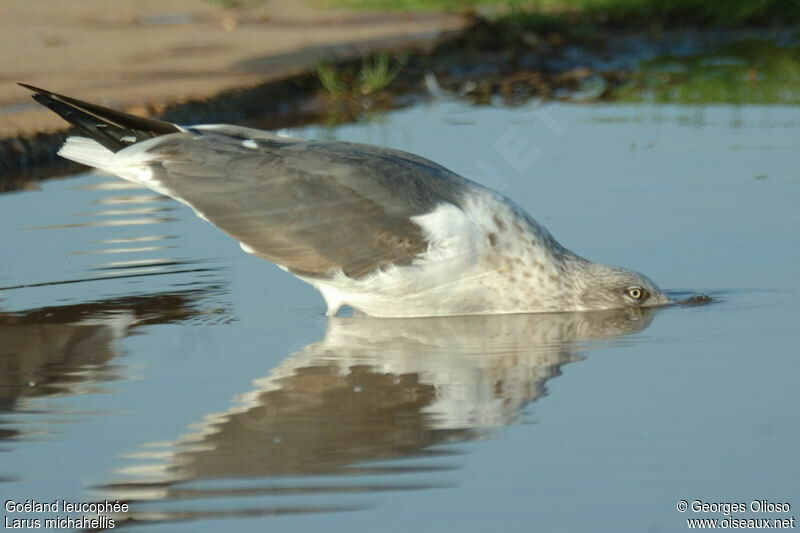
left=58, top=136, right=115, bottom=172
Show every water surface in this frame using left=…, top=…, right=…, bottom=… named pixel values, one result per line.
left=1, top=99, right=798, bottom=531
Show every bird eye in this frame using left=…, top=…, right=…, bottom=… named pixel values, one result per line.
left=626, top=286, right=647, bottom=300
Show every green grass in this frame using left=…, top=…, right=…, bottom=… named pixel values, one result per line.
left=551, top=0, right=800, bottom=25
left=206, top=0, right=268, bottom=8
left=613, top=41, right=800, bottom=104
left=327, top=0, right=800, bottom=25
left=315, top=52, right=408, bottom=124
left=316, top=62, right=350, bottom=98
left=357, top=53, right=408, bottom=95
left=324, top=0, right=500, bottom=10
left=316, top=3, right=800, bottom=108
left=315, top=52, right=407, bottom=98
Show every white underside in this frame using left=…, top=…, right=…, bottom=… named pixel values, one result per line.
left=59, top=135, right=575, bottom=317
left=302, top=192, right=571, bottom=317
left=305, top=202, right=487, bottom=317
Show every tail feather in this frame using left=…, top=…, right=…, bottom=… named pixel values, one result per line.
left=18, top=83, right=179, bottom=152
left=58, top=137, right=115, bottom=172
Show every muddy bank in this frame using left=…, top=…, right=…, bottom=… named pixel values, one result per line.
left=2, top=19, right=796, bottom=189
left=0, top=0, right=467, bottom=134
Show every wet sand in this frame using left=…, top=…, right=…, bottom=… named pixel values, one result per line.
left=0, top=0, right=467, bottom=138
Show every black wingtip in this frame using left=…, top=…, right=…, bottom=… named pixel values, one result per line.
left=18, top=82, right=180, bottom=152
left=18, top=82, right=45, bottom=93
left=18, top=83, right=60, bottom=101
left=19, top=83, right=89, bottom=105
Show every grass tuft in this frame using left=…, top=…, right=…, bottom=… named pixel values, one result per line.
left=315, top=52, right=408, bottom=124
left=315, top=52, right=407, bottom=98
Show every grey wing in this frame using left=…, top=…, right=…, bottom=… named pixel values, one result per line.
left=139, top=130, right=469, bottom=279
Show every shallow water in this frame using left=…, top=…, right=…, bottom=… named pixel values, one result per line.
left=1, top=100, right=798, bottom=532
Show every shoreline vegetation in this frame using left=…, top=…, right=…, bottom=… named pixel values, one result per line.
left=2, top=0, right=798, bottom=183
left=326, top=0, right=799, bottom=27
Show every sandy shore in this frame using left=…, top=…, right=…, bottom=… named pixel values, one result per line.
left=1, top=0, right=467, bottom=138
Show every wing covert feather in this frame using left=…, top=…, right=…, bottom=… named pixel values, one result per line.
left=141, top=132, right=469, bottom=278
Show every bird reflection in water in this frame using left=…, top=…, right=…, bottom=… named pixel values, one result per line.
left=0, top=290, right=226, bottom=441
left=98, top=307, right=658, bottom=526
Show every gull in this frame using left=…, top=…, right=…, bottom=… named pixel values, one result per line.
left=20, top=83, right=670, bottom=317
